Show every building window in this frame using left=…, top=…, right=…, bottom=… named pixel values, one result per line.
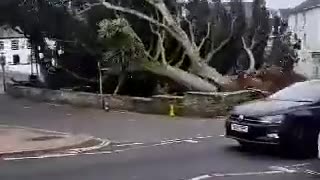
left=27, top=40, right=32, bottom=49
left=0, top=41, right=4, bottom=50
left=303, top=12, right=307, bottom=27
left=303, top=33, right=307, bottom=48
left=11, top=40, right=19, bottom=50
left=12, top=54, right=20, bottom=65
left=294, top=15, right=298, bottom=31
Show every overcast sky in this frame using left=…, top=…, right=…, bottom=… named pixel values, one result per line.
left=266, top=0, right=304, bottom=9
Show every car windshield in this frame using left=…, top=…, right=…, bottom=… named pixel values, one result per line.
left=269, top=81, right=320, bottom=102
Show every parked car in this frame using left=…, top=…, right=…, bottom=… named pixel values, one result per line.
left=225, top=80, right=320, bottom=157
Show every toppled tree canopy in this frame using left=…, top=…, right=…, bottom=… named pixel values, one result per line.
left=0, top=0, right=304, bottom=95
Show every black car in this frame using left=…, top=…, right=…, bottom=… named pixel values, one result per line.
left=225, top=80, right=320, bottom=157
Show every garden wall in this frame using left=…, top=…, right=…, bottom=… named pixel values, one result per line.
left=6, top=84, right=264, bottom=118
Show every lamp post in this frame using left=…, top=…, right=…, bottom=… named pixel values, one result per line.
left=0, top=53, right=6, bottom=92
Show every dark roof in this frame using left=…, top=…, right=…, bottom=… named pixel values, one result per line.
left=0, top=26, right=25, bottom=38
left=279, top=8, right=292, bottom=19
left=293, top=0, right=320, bottom=12
left=280, top=0, right=320, bottom=17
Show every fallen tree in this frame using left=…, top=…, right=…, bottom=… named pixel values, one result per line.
left=78, top=0, right=266, bottom=92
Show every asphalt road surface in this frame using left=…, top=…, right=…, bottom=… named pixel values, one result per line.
left=0, top=95, right=319, bottom=180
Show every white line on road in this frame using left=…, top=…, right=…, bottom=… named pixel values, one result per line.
left=183, top=139, right=199, bottom=143
left=285, top=163, right=310, bottom=168
left=3, top=153, right=78, bottom=161
left=67, top=139, right=111, bottom=153
left=305, top=169, right=320, bottom=176
left=211, top=170, right=285, bottom=177
left=115, top=143, right=144, bottom=147
left=46, top=103, right=62, bottom=107
left=2, top=135, right=217, bottom=162
left=187, top=165, right=298, bottom=180
left=0, top=125, right=70, bottom=135
left=269, top=166, right=297, bottom=173
left=189, top=175, right=211, bottom=180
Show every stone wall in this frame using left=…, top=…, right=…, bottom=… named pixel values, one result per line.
left=7, top=85, right=102, bottom=108
left=6, top=84, right=264, bottom=118
left=183, top=91, right=263, bottom=117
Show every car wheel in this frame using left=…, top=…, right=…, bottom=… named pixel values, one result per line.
left=282, top=125, right=317, bottom=158
left=317, top=130, right=320, bottom=159
left=238, top=141, right=253, bottom=150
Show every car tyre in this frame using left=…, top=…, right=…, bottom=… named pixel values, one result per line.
left=317, top=130, right=320, bottom=159
left=238, top=141, right=253, bottom=150
left=282, top=125, right=317, bottom=158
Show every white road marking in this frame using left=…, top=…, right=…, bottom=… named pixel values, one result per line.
left=83, top=151, right=113, bottom=155
left=187, top=165, right=299, bottom=180
left=286, top=163, right=310, bottom=168
left=211, top=170, right=284, bottom=177
left=46, top=103, right=62, bottom=107
left=183, top=139, right=199, bottom=143
left=195, top=136, right=206, bottom=139
left=2, top=135, right=217, bottom=161
left=3, top=153, right=78, bottom=161
left=0, top=125, right=70, bottom=135
left=269, top=166, right=297, bottom=173
left=115, top=143, right=144, bottom=147
left=305, top=169, right=320, bottom=176
left=67, top=139, right=110, bottom=153
left=189, top=174, right=211, bottom=180
left=194, top=135, right=214, bottom=139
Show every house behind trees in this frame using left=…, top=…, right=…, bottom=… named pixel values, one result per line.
left=282, top=0, right=320, bottom=79
left=0, top=26, right=32, bottom=66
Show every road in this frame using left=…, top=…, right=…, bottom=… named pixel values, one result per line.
left=0, top=95, right=319, bottom=180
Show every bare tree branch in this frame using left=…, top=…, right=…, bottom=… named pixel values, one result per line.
left=242, top=37, right=256, bottom=73
left=250, top=26, right=260, bottom=50
left=149, top=15, right=167, bottom=65
left=175, top=52, right=186, bottom=68
left=184, top=17, right=196, bottom=47
left=146, top=0, right=192, bottom=48
left=198, top=22, right=211, bottom=51
left=205, top=18, right=237, bottom=63
left=149, top=22, right=162, bottom=60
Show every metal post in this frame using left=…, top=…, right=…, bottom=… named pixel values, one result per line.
left=97, top=61, right=105, bottom=110
left=1, top=65, right=6, bottom=92
left=0, top=54, right=6, bottom=92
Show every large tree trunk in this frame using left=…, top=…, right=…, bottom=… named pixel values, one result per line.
left=145, top=63, right=217, bottom=92
left=113, top=72, right=126, bottom=95
left=190, top=61, right=232, bottom=85
left=100, top=1, right=231, bottom=89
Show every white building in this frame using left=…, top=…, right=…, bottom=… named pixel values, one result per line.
left=285, top=0, right=320, bottom=79
left=0, top=26, right=32, bottom=65
left=0, top=26, right=57, bottom=83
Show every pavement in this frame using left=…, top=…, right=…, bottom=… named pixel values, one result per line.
left=0, top=125, right=102, bottom=157
left=0, top=94, right=319, bottom=180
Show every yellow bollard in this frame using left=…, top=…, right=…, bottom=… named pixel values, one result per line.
left=169, top=104, right=175, bottom=117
